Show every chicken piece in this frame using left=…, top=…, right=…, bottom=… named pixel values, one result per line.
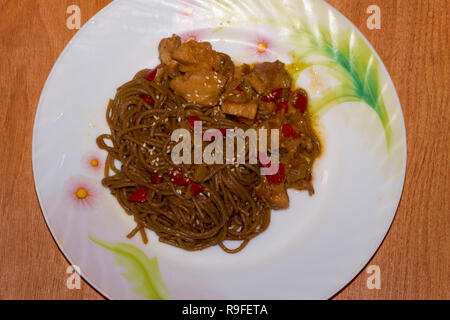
left=292, top=179, right=315, bottom=195
left=262, top=117, right=282, bottom=130
left=223, top=90, right=249, bottom=104
left=158, top=34, right=181, bottom=72
left=285, top=157, right=309, bottom=184
left=172, top=40, right=211, bottom=64
left=256, top=177, right=289, bottom=209
left=228, top=64, right=250, bottom=87
left=169, top=70, right=227, bottom=106
left=288, top=113, right=320, bottom=156
left=172, top=40, right=222, bottom=73
left=245, top=60, right=292, bottom=94
left=258, top=101, right=276, bottom=115
left=288, top=112, right=309, bottom=134
left=281, top=137, right=302, bottom=158
left=244, top=71, right=267, bottom=94
left=234, top=64, right=251, bottom=81
left=254, top=60, right=291, bottom=91
left=219, top=53, right=235, bottom=86
left=221, top=99, right=258, bottom=119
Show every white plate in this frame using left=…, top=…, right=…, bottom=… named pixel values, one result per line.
left=33, top=0, right=406, bottom=299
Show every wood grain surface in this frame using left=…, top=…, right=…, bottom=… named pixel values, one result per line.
left=0, top=0, right=448, bottom=300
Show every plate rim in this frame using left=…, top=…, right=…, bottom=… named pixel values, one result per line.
left=32, top=0, right=121, bottom=300
left=32, top=0, right=407, bottom=300
left=318, top=0, right=408, bottom=298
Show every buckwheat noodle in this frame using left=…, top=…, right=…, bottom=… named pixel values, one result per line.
left=96, top=68, right=270, bottom=253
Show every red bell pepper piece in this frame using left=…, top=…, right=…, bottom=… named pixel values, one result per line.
left=266, top=163, right=286, bottom=185
left=275, top=101, right=288, bottom=115
left=150, top=173, right=163, bottom=184
left=261, top=88, right=283, bottom=102
left=282, top=123, right=299, bottom=138
left=144, top=68, right=158, bottom=81
left=188, top=115, right=200, bottom=128
left=294, top=94, right=307, bottom=113
left=190, top=182, right=204, bottom=196
left=271, top=88, right=283, bottom=100
left=170, top=168, right=191, bottom=186
left=140, top=94, right=154, bottom=105
left=128, top=187, right=149, bottom=202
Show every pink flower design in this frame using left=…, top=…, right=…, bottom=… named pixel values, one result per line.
left=64, top=175, right=99, bottom=209
left=179, top=29, right=210, bottom=43
left=181, top=6, right=194, bottom=16
left=176, top=0, right=197, bottom=17
left=82, top=151, right=103, bottom=173
left=249, top=34, right=278, bottom=62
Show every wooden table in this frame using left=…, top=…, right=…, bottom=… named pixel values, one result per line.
left=0, top=0, right=448, bottom=300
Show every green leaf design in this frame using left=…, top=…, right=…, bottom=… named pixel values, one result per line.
left=287, top=23, right=392, bottom=147
left=89, top=235, right=171, bottom=300
left=207, top=0, right=393, bottom=148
